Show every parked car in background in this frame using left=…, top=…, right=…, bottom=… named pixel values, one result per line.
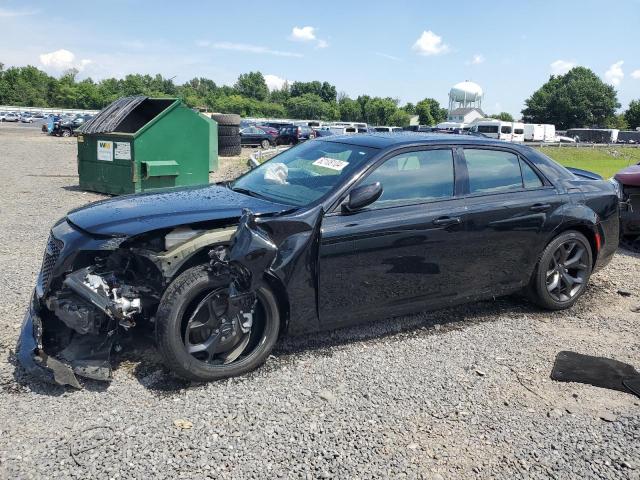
left=3, top=113, right=20, bottom=122
left=0, top=112, right=7, bottom=121
left=263, top=121, right=293, bottom=130
left=51, top=116, right=88, bottom=137
left=240, top=126, right=277, bottom=148
left=373, top=126, right=403, bottom=132
left=276, top=125, right=316, bottom=145
left=17, top=133, right=620, bottom=387
left=20, top=114, right=34, bottom=123
left=613, top=163, right=640, bottom=245
left=256, top=125, right=280, bottom=137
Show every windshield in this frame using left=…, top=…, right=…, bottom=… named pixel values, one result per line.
left=231, top=140, right=378, bottom=206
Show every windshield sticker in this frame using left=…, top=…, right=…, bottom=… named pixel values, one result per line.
left=313, top=157, right=348, bottom=171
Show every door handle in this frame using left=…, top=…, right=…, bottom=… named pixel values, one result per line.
left=530, top=203, right=551, bottom=212
left=433, top=216, right=462, bottom=227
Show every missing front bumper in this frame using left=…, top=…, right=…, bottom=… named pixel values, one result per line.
left=16, top=293, right=114, bottom=389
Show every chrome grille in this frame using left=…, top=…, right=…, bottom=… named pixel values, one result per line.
left=38, top=234, right=63, bottom=294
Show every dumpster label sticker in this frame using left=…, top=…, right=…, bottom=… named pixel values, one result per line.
left=114, top=142, right=131, bottom=160
left=97, top=141, right=113, bottom=162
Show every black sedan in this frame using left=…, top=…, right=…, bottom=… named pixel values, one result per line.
left=17, top=134, right=619, bottom=387
left=240, top=126, right=276, bottom=149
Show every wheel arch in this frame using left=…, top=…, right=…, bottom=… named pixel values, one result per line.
left=166, top=243, right=291, bottom=338
left=549, top=221, right=599, bottom=268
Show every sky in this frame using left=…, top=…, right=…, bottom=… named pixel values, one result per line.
left=1, top=0, right=639, bottom=116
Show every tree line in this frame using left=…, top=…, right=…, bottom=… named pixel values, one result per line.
left=1, top=62, right=639, bottom=129
left=0, top=64, right=449, bottom=126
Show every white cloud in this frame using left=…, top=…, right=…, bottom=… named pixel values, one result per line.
left=631, top=69, right=640, bottom=80
left=0, top=7, right=39, bottom=17
left=264, top=74, right=289, bottom=91
left=289, top=26, right=328, bottom=49
left=39, top=49, right=91, bottom=72
left=375, top=52, right=402, bottom=62
left=550, top=59, right=577, bottom=75
left=290, top=26, right=316, bottom=42
left=412, top=30, right=449, bottom=56
left=470, top=54, right=485, bottom=65
left=211, top=42, right=303, bottom=58
left=604, top=60, right=624, bottom=86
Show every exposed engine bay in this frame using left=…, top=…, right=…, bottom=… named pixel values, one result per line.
left=19, top=203, right=323, bottom=388
left=24, top=220, right=238, bottom=387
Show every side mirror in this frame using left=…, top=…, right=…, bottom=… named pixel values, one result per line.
left=343, top=182, right=383, bottom=213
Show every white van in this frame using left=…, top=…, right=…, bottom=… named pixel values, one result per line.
left=524, top=123, right=556, bottom=142
left=373, top=126, right=403, bottom=132
left=471, top=120, right=513, bottom=141
left=512, top=122, right=525, bottom=142
left=524, top=124, right=544, bottom=142
left=543, top=124, right=556, bottom=142
left=435, top=122, right=466, bottom=131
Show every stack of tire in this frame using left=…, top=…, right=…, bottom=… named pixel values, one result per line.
left=212, top=113, right=241, bottom=157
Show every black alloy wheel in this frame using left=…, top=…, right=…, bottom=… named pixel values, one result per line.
left=527, top=230, right=593, bottom=310
left=545, top=239, right=590, bottom=302
left=156, top=265, right=280, bottom=381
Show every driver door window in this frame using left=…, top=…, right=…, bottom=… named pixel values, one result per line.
left=364, top=149, right=455, bottom=208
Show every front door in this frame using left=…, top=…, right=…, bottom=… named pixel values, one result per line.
left=318, top=147, right=469, bottom=327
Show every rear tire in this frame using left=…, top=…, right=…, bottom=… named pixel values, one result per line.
left=526, top=230, right=593, bottom=310
left=155, top=265, right=280, bottom=382
left=61, top=129, right=71, bottom=137
left=260, top=139, right=270, bottom=149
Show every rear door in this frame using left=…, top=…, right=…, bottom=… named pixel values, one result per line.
left=457, top=147, right=564, bottom=295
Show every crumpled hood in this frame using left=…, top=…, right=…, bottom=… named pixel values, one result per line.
left=66, top=184, right=292, bottom=236
left=615, top=164, right=640, bottom=187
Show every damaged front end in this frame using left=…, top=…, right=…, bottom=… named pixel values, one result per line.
left=16, top=219, right=166, bottom=388
left=17, top=203, right=323, bottom=388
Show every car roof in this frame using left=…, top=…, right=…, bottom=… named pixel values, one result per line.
left=320, top=132, right=517, bottom=150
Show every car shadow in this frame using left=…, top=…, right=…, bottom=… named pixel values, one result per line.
left=131, top=294, right=544, bottom=394
left=9, top=294, right=544, bottom=396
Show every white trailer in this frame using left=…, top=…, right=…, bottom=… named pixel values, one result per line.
left=512, top=122, right=525, bottom=142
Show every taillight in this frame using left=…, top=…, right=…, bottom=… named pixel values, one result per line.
left=297, top=127, right=301, bottom=136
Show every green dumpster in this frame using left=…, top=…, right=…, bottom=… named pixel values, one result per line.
left=77, top=96, right=218, bottom=195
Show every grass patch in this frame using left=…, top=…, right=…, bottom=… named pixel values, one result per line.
left=537, top=146, right=640, bottom=178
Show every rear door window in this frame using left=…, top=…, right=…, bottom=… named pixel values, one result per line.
left=464, top=149, right=523, bottom=194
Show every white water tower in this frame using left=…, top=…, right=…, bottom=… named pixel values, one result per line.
left=448, top=81, right=483, bottom=111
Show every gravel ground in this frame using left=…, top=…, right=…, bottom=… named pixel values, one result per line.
left=0, top=125, right=639, bottom=480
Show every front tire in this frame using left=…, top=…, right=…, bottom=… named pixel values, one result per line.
left=155, top=265, right=280, bottom=382
left=527, top=230, right=593, bottom=310
left=260, top=139, right=270, bottom=149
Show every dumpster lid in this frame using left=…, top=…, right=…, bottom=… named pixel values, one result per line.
left=79, top=96, right=148, bottom=134
left=79, top=96, right=177, bottom=135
